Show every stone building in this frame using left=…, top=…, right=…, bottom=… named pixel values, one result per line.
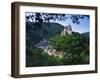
left=61, top=24, right=72, bottom=35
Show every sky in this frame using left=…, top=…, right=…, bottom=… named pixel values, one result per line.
left=54, top=16, right=90, bottom=34
left=26, top=12, right=90, bottom=34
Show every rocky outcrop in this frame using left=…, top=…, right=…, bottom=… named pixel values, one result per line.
left=35, top=38, right=63, bottom=58
left=44, top=46, right=63, bottom=58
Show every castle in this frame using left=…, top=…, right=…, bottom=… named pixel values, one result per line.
left=44, top=24, right=72, bottom=58
left=35, top=24, right=73, bottom=58
left=61, top=24, right=72, bottom=35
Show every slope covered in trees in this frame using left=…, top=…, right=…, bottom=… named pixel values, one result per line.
left=26, top=22, right=89, bottom=67
left=26, top=22, right=63, bottom=48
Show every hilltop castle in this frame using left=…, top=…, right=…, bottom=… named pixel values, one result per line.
left=61, top=24, right=72, bottom=35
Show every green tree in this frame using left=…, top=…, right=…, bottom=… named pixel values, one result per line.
left=49, top=34, right=89, bottom=65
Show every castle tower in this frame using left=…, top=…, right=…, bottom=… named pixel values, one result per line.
left=66, top=24, right=72, bottom=35
left=61, top=24, right=72, bottom=35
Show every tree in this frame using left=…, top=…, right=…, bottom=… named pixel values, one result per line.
left=26, top=12, right=89, bottom=25
left=49, top=34, right=89, bottom=65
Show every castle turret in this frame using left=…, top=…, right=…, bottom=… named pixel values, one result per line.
left=61, top=24, right=72, bottom=35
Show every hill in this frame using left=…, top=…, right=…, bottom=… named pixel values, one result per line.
left=81, top=32, right=89, bottom=37
left=26, top=22, right=64, bottom=47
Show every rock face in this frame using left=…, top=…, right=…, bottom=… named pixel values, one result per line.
left=34, top=38, right=49, bottom=49
left=44, top=46, right=63, bottom=58
left=35, top=39, right=63, bottom=58
left=61, top=24, right=72, bottom=35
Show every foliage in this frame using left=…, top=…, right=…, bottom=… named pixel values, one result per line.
left=26, top=33, right=89, bottom=67
left=26, top=22, right=63, bottom=47
left=26, top=47, right=64, bottom=67
left=49, top=34, right=89, bottom=65
left=26, top=12, right=89, bottom=25
left=70, top=14, right=89, bottom=24
left=26, top=20, right=89, bottom=66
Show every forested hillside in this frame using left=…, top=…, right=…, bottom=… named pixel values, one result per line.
left=26, top=22, right=63, bottom=48
left=26, top=22, right=89, bottom=67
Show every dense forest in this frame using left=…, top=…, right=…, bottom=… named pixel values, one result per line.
left=26, top=21, right=89, bottom=67
left=26, top=12, right=89, bottom=67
